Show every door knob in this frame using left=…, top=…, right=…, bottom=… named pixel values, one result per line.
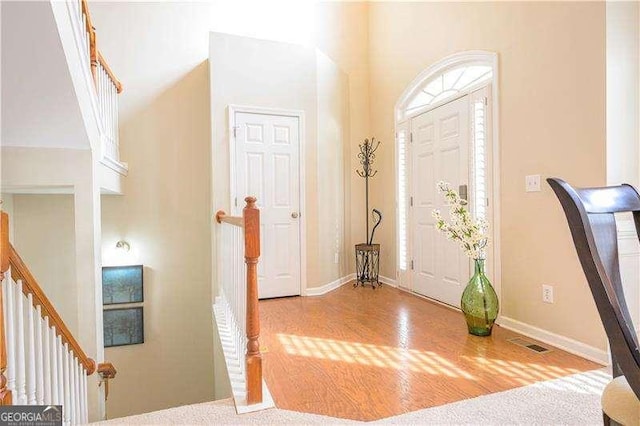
left=291, top=212, right=299, bottom=219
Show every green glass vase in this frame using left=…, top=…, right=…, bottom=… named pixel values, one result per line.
left=461, top=258, right=499, bottom=336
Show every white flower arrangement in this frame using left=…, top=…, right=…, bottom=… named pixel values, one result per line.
left=432, top=181, right=489, bottom=260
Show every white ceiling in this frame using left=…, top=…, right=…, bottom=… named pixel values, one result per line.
left=1, top=1, right=89, bottom=150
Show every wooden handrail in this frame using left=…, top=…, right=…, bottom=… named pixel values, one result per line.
left=0, top=213, right=8, bottom=279
left=98, top=362, right=117, bottom=402
left=0, top=212, right=12, bottom=405
left=81, top=0, right=123, bottom=94
left=8, top=245, right=96, bottom=375
left=215, top=211, right=244, bottom=228
left=97, top=51, right=123, bottom=94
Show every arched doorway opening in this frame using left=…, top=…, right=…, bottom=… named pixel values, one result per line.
left=394, top=51, right=501, bottom=309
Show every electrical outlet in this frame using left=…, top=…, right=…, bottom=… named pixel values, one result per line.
left=526, top=175, right=541, bottom=192
left=542, top=285, right=554, bottom=303
left=334, top=253, right=339, bottom=264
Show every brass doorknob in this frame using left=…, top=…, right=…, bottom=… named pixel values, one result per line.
left=291, top=212, right=299, bottom=219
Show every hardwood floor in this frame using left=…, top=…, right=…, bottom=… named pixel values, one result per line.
left=259, top=284, right=601, bottom=421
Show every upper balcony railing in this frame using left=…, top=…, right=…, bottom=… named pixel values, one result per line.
left=70, top=0, right=124, bottom=170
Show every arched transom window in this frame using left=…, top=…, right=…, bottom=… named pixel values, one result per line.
left=403, top=64, right=492, bottom=118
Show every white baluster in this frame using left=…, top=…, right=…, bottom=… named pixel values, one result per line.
left=51, top=328, right=59, bottom=405
left=43, top=318, right=52, bottom=404
left=82, top=14, right=88, bottom=57
left=108, top=81, right=113, bottom=145
left=3, top=276, right=15, bottom=395
left=57, top=336, right=64, bottom=408
left=102, top=66, right=107, bottom=121
left=63, top=345, right=70, bottom=426
left=82, top=373, right=88, bottom=424
left=78, top=365, right=85, bottom=425
left=98, top=65, right=103, bottom=120
left=35, top=306, right=44, bottom=404
left=113, top=83, right=117, bottom=152
left=26, top=294, right=36, bottom=404
left=69, top=354, right=76, bottom=425
left=112, top=83, right=116, bottom=157
left=108, top=83, right=113, bottom=158
left=74, top=361, right=81, bottom=424
left=114, top=82, right=120, bottom=158
left=103, top=67, right=108, bottom=135
left=75, top=2, right=80, bottom=30
left=16, top=280, right=26, bottom=404
left=104, top=69, right=109, bottom=148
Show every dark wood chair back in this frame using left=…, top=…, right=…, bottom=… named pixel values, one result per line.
left=548, top=178, right=640, bottom=398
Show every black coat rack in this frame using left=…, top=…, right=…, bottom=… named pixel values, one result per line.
left=356, top=138, right=381, bottom=243
left=355, top=138, right=383, bottom=288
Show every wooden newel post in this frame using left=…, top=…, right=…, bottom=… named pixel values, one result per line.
left=243, top=197, right=262, bottom=405
left=0, top=212, right=12, bottom=405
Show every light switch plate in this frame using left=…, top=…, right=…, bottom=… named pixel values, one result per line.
left=525, top=175, right=541, bottom=192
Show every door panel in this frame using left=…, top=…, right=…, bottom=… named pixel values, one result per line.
left=411, top=95, right=470, bottom=307
left=235, top=112, right=301, bottom=299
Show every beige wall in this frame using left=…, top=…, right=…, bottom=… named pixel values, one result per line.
left=314, top=2, right=370, bottom=264
left=209, top=33, right=351, bottom=292
left=368, top=2, right=608, bottom=349
left=91, top=0, right=370, bottom=418
left=92, top=2, right=214, bottom=418
left=10, top=194, right=78, bottom=334
left=316, top=51, right=351, bottom=281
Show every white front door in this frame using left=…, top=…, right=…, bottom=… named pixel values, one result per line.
left=234, top=111, right=301, bottom=299
left=410, top=95, right=470, bottom=307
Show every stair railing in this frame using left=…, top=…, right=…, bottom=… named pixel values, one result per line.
left=0, top=211, right=113, bottom=424
left=214, top=197, right=263, bottom=407
left=71, top=0, right=123, bottom=165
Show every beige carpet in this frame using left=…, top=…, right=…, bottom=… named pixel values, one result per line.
left=96, top=369, right=610, bottom=425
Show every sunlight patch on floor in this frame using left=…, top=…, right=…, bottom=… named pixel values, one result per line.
left=277, top=333, right=475, bottom=378
left=533, top=369, right=609, bottom=395
left=463, top=355, right=584, bottom=386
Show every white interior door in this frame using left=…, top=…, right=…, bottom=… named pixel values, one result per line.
left=410, top=95, right=470, bottom=307
left=234, top=111, right=301, bottom=299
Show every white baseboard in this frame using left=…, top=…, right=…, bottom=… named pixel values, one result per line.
left=305, top=273, right=356, bottom=296
left=379, top=275, right=397, bottom=287
left=498, top=316, right=609, bottom=365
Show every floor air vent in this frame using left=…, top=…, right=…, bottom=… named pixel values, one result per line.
left=508, top=337, right=552, bottom=354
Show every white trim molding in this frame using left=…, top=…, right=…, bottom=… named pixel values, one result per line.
left=227, top=105, right=307, bottom=297
left=306, top=274, right=355, bottom=296
left=395, top=50, right=498, bottom=122
left=305, top=274, right=398, bottom=296
left=99, top=157, right=128, bottom=176
left=498, top=316, right=609, bottom=365
left=379, top=275, right=397, bottom=287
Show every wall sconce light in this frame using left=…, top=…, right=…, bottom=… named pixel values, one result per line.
left=115, top=240, right=131, bottom=252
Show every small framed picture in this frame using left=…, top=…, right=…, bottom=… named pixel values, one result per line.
left=102, top=265, right=143, bottom=305
left=103, top=307, right=144, bottom=347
